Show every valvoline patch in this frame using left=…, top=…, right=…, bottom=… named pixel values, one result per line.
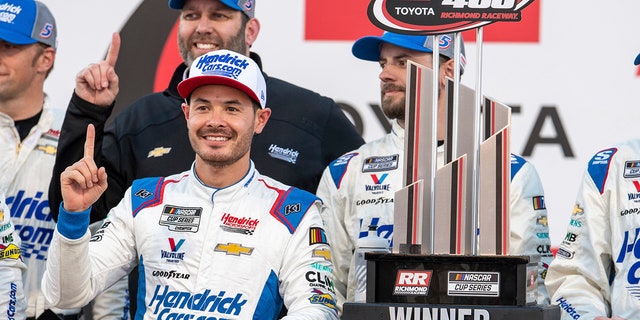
left=587, top=147, right=618, bottom=194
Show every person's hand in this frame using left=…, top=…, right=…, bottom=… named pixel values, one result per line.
left=74, top=32, right=120, bottom=106
left=594, top=317, right=627, bottom=320
left=60, top=124, right=108, bottom=212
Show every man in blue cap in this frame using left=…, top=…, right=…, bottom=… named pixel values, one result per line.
left=0, top=1, right=82, bottom=319
left=316, top=31, right=553, bottom=312
left=544, top=53, right=640, bottom=320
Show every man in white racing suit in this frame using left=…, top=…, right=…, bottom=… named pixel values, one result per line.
left=0, top=1, right=93, bottom=319
left=42, top=49, right=338, bottom=320
left=1, top=193, right=27, bottom=320
left=316, top=31, right=552, bottom=311
left=544, top=53, right=640, bottom=320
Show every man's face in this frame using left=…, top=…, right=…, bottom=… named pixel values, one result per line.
left=0, top=41, right=52, bottom=103
left=378, top=42, right=453, bottom=139
left=182, top=85, right=269, bottom=168
left=378, top=43, right=435, bottom=122
left=178, top=0, right=248, bottom=67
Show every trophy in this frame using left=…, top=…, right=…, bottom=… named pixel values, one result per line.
left=341, top=1, right=560, bottom=319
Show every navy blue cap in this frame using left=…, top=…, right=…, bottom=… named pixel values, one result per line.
left=168, top=0, right=255, bottom=18
left=352, top=31, right=466, bottom=73
left=635, top=53, right=640, bottom=66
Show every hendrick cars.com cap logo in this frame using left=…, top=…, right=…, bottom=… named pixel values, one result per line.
left=367, top=0, right=536, bottom=34
left=393, top=269, right=432, bottom=295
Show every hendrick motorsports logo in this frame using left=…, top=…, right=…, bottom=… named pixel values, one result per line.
left=367, top=0, right=535, bottom=34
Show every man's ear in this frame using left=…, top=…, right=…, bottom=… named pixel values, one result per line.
left=37, top=47, right=56, bottom=75
left=443, top=58, right=455, bottom=79
left=254, top=107, right=271, bottom=134
left=181, top=102, right=190, bottom=121
left=245, top=18, right=260, bottom=49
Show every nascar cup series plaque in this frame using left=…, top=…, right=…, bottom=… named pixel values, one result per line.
left=341, top=1, right=560, bottom=319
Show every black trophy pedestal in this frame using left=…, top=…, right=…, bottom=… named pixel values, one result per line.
left=342, top=302, right=560, bottom=319
left=341, top=252, right=560, bottom=319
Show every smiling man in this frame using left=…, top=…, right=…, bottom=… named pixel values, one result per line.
left=42, top=49, right=339, bottom=320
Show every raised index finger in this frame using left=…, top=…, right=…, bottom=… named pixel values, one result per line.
left=105, top=32, right=120, bottom=67
left=84, top=124, right=96, bottom=160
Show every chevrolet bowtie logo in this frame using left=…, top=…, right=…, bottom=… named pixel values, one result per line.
left=214, top=243, right=253, bottom=256
left=572, top=204, right=583, bottom=216
left=313, top=248, right=331, bottom=261
left=536, top=216, right=548, bottom=227
left=37, top=144, right=57, bottom=155
left=148, top=147, right=172, bottom=158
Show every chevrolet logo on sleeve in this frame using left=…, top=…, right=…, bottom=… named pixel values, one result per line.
left=37, top=144, right=57, bottom=155
left=214, top=243, right=253, bottom=256
left=148, top=147, right=172, bottom=158
left=313, top=248, right=332, bottom=261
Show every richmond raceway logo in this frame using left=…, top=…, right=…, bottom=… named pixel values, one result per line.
left=366, top=0, right=535, bottom=34
left=393, top=270, right=432, bottom=296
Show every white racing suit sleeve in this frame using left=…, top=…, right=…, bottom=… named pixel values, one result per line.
left=509, top=155, right=552, bottom=305
left=316, top=163, right=354, bottom=314
left=42, top=196, right=136, bottom=310
left=86, top=220, right=130, bottom=320
left=545, top=168, right=613, bottom=318
left=0, top=195, right=26, bottom=320
left=278, top=200, right=339, bottom=320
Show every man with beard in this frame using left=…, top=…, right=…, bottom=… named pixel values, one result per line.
left=48, top=0, right=363, bottom=316
left=42, top=49, right=338, bottom=320
left=316, top=31, right=552, bottom=312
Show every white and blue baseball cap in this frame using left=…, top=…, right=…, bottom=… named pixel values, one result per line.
left=0, top=0, right=56, bottom=48
left=352, top=31, right=466, bottom=73
left=634, top=53, right=640, bottom=66
left=178, top=49, right=267, bottom=108
left=168, top=0, right=255, bottom=18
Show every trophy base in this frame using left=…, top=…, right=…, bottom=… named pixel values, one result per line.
left=342, top=302, right=560, bottom=319
left=365, top=252, right=539, bottom=306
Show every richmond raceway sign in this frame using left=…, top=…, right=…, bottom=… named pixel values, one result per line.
left=367, top=0, right=535, bottom=34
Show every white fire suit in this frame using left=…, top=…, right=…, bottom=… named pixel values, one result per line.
left=317, top=120, right=552, bottom=309
left=42, top=163, right=338, bottom=320
left=0, top=106, right=85, bottom=319
left=545, top=140, right=640, bottom=319
left=1, top=192, right=26, bottom=320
